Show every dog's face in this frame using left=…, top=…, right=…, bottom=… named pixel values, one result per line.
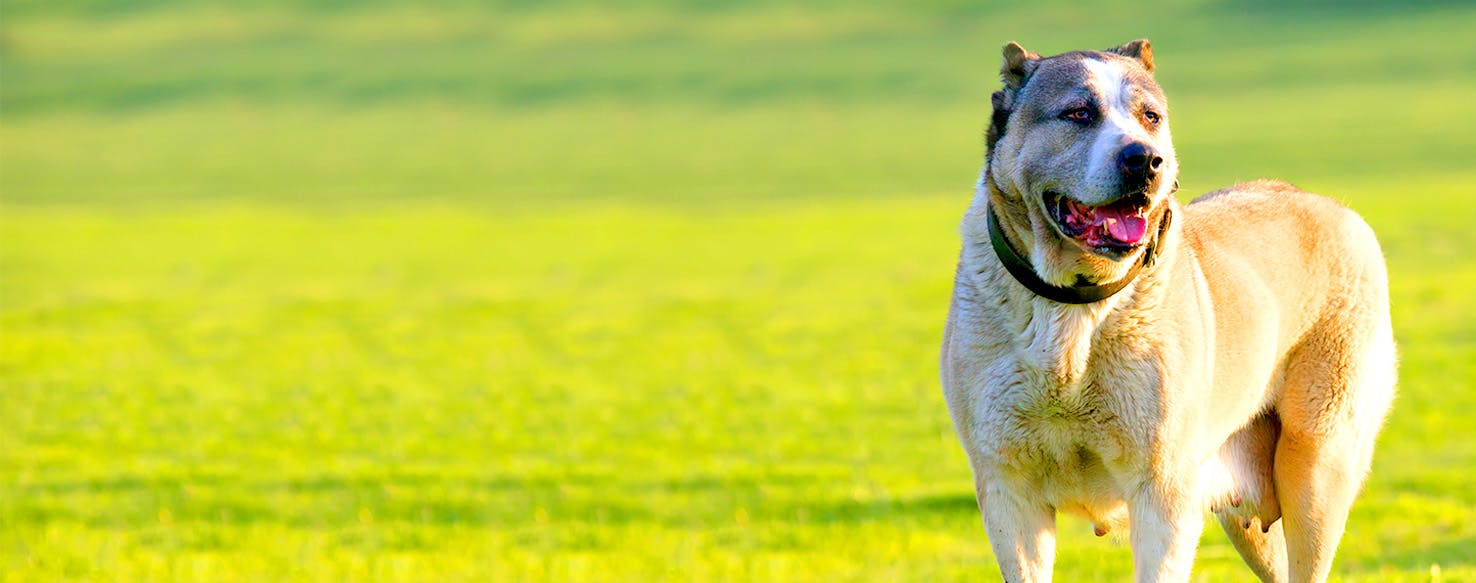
left=987, top=40, right=1178, bottom=283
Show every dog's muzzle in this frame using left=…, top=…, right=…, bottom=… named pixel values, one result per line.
left=1118, top=142, right=1164, bottom=193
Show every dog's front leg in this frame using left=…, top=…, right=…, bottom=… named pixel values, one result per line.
left=1128, top=478, right=1204, bottom=583
left=977, top=475, right=1057, bottom=583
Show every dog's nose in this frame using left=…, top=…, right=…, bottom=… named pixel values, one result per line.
left=1118, top=143, right=1163, bottom=177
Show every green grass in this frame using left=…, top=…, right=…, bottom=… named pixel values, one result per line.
left=2, top=2, right=1475, bottom=581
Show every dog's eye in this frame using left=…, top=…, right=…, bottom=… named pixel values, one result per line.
left=1061, top=107, right=1094, bottom=124
left=1144, top=110, right=1161, bottom=126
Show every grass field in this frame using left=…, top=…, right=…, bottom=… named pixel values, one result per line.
left=2, top=1, right=1475, bottom=581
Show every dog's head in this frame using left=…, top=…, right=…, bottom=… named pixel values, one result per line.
left=986, top=40, right=1177, bottom=285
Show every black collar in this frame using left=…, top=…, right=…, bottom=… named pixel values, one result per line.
left=986, top=203, right=1171, bottom=304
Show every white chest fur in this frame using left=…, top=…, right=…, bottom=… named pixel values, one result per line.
left=950, top=284, right=1152, bottom=526
left=1022, top=296, right=1120, bottom=388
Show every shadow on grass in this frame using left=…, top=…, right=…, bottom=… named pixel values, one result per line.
left=11, top=470, right=978, bottom=529
left=797, top=491, right=976, bottom=524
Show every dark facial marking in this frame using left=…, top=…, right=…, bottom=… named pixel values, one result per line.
left=986, top=49, right=1166, bottom=157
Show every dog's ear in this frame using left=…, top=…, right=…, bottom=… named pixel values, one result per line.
left=990, top=42, right=1039, bottom=154
left=1108, top=39, right=1154, bottom=73
left=986, top=90, right=1010, bottom=153
left=1000, top=41, right=1040, bottom=89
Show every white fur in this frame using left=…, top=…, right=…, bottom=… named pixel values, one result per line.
left=1083, top=59, right=1130, bottom=187
left=1024, top=297, right=1120, bottom=388
left=1079, top=58, right=1179, bottom=209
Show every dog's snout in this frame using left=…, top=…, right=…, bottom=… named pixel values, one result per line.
left=1117, top=143, right=1163, bottom=177
left=1115, top=143, right=1164, bottom=197
left=1115, top=142, right=1163, bottom=177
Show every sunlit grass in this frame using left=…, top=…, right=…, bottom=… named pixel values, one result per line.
left=2, top=1, right=1474, bottom=580
left=3, top=196, right=1472, bottom=580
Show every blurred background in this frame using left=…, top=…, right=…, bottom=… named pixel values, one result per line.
left=2, top=1, right=1473, bottom=580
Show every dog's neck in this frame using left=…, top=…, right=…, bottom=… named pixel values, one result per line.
left=981, top=172, right=1038, bottom=276
left=964, top=168, right=1177, bottom=388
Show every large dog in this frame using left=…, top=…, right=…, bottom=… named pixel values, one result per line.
left=940, top=40, right=1395, bottom=582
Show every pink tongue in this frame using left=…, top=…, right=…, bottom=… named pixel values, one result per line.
left=1096, top=209, right=1148, bottom=244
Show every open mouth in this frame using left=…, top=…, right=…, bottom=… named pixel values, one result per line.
left=1044, top=190, right=1151, bottom=256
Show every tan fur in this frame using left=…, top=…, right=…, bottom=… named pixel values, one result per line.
left=1110, top=39, right=1155, bottom=72
left=942, top=41, right=1395, bottom=583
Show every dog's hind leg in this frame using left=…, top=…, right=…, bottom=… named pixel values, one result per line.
left=1273, top=322, right=1396, bottom=582
left=1274, top=425, right=1379, bottom=583
left=1214, top=414, right=1288, bottom=582
left=1217, top=513, right=1288, bottom=582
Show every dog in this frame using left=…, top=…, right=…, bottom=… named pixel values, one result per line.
left=940, top=40, right=1395, bottom=582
